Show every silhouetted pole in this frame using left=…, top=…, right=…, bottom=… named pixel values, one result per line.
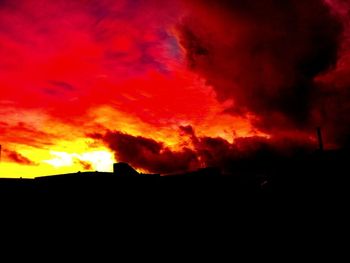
left=317, top=127, right=324, bottom=152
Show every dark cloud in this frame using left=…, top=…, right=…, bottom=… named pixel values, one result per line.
left=310, top=0, right=350, bottom=146
left=183, top=126, right=315, bottom=172
left=94, top=127, right=316, bottom=174
left=313, top=76, right=350, bottom=146
left=178, top=0, right=344, bottom=132
left=93, top=131, right=199, bottom=174
left=3, top=149, right=37, bottom=166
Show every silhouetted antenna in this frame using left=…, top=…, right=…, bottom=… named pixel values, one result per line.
left=317, top=127, right=324, bottom=152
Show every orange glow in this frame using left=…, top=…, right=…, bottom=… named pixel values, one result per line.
left=0, top=100, right=255, bottom=177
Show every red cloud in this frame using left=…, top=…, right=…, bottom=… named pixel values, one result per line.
left=3, top=149, right=37, bottom=166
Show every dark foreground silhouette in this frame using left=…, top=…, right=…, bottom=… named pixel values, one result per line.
left=1, top=149, right=350, bottom=197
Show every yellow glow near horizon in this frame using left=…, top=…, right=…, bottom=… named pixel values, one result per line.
left=44, top=150, right=114, bottom=172
left=0, top=135, right=116, bottom=178
left=0, top=150, right=115, bottom=178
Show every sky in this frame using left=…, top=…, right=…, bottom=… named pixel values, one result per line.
left=0, top=0, right=349, bottom=177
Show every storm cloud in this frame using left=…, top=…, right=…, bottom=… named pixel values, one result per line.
left=178, top=0, right=345, bottom=136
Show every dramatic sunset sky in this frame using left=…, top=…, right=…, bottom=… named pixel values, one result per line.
left=1, top=0, right=349, bottom=178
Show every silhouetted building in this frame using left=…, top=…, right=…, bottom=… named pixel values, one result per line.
left=113, top=162, right=140, bottom=176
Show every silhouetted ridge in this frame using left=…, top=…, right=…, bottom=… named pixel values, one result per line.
left=0, top=151, right=350, bottom=195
